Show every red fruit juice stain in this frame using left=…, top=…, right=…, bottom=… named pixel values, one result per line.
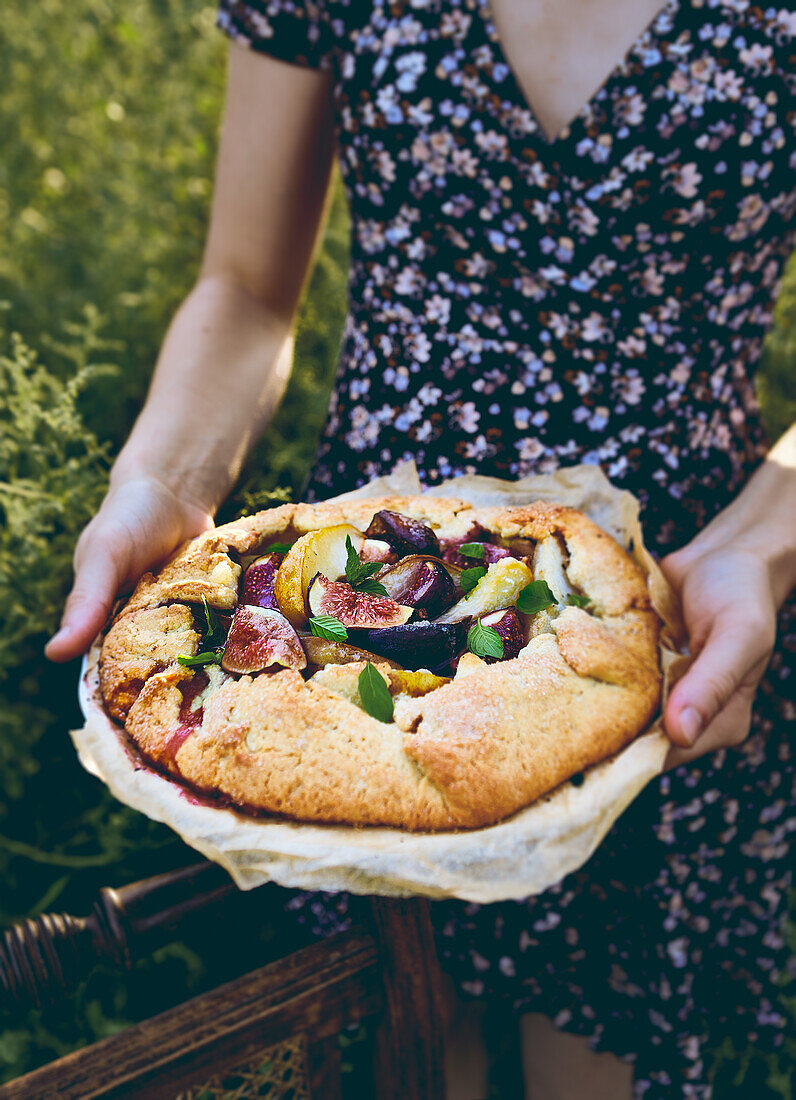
left=161, top=673, right=208, bottom=775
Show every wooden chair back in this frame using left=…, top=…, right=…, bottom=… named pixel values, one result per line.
left=0, top=865, right=445, bottom=1099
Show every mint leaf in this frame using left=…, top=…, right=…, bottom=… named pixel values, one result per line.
left=358, top=661, right=394, bottom=723
left=177, top=651, right=223, bottom=667
left=264, top=542, right=292, bottom=554
left=567, top=593, right=591, bottom=609
left=344, top=534, right=363, bottom=581
left=344, top=535, right=386, bottom=591
left=459, top=542, right=485, bottom=560
left=460, top=565, right=487, bottom=595
left=309, top=615, right=348, bottom=641
left=467, top=620, right=504, bottom=660
left=355, top=577, right=390, bottom=597
left=201, top=597, right=226, bottom=649
left=516, top=580, right=556, bottom=615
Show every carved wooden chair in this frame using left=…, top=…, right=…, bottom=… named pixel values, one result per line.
left=0, top=862, right=446, bottom=1099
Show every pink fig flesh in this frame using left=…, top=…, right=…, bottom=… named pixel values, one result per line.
left=307, top=574, right=413, bottom=628
left=240, top=553, right=283, bottom=610
left=479, top=607, right=524, bottom=661
left=221, top=605, right=306, bottom=674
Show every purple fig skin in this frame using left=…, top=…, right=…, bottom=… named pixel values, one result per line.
left=221, top=605, right=306, bottom=674
left=479, top=607, right=525, bottom=662
left=307, top=574, right=413, bottom=628
left=350, top=620, right=468, bottom=672
left=378, top=556, right=456, bottom=618
left=365, top=510, right=441, bottom=557
left=240, top=553, right=283, bottom=610
left=299, top=634, right=401, bottom=669
left=440, top=537, right=516, bottom=570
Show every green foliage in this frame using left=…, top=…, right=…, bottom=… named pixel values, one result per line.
left=759, top=253, right=796, bottom=440
left=0, top=309, right=109, bottom=831
left=0, top=308, right=112, bottom=678
left=0, top=0, right=226, bottom=446
left=0, top=0, right=793, bottom=1092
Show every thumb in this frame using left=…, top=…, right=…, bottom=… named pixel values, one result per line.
left=664, top=614, right=772, bottom=747
left=45, top=537, right=130, bottom=663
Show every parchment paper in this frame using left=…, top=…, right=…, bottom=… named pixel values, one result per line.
left=72, top=462, right=688, bottom=903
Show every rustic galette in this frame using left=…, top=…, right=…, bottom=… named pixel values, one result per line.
left=98, top=496, right=662, bottom=830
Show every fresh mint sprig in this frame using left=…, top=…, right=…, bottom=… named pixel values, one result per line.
left=459, top=542, right=486, bottom=560
left=516, top=580, right=556, bottom=615
left=566, top=593, right=591, bottom=609
left=344, top=535, right=388, bottom=596
left=460, top=565, right=487, bottom=597
left=177, top=597, right=227, bottom=665
left=358, top=661, right=394, bottom=723
left=177, top=651, right=223, bottom=668
left=309, top=615, right=348, bottom=641
left=201, top=596, right=226, bottom=649
left=467, top=620, right=504, bottom=660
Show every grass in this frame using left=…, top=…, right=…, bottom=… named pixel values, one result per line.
left=0, top=0, right=793, bottom=1093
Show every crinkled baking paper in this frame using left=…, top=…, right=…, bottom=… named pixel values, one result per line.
left=73, top=462, right=687, bottom=903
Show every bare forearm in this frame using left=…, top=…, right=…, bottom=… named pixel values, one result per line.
left=111, top=274, right=294, bottom=513
left=671, top=423, right=796, bottom=605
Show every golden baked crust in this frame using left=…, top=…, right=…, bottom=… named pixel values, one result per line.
left=101, top=496, right=662, bottom=830
left=100, top=604, right=200, bottom=722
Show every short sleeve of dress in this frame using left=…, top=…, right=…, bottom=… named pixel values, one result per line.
left=217, top=0, right=332, bottom=71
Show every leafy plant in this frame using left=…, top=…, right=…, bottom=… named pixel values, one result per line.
left=0, top=0, right=793, bottom=1093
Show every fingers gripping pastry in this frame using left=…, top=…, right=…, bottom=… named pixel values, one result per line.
left=99, top=497, right=662, bottom=830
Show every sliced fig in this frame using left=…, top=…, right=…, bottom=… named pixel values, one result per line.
left=441, top=536, right=516, bottom=570
left=274, top=524, right=365, bottom=628
left=221, top=605, right=307, bottom=675
left=479, top=608, right=524, bottom=661
left=435, top=558, right=535, bottom=624
left=360, top=538, right=397, bottom=564
left=377, top=556, right=456, bottom=618
left=307, top=574, right=413, bottom=628
left=365, top=510, right=441, bottom=557
left=349, top=620, right=468, bottom=672
left=300, top=634, right=400, bottom=670
left=240, top=552, right=283, bottom=610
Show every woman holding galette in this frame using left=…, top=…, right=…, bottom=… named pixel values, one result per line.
left=47, top=2, right=795, bottom=1096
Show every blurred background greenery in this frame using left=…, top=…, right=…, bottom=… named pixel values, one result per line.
left=0, top=0, right=793, bottom=1094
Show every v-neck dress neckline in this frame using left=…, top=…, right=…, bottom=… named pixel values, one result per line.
left=472, top=0, right=682, bottom=146
left=217, top=3, right=796, bottom=1094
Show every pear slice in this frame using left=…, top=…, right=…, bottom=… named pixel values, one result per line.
left=388, top=669, right=450, bottom=697
left=274, top=524, right=364, bottom=628
left=532, top=536, right=574, bottom=606
left=434, top=558, right=534, bottom=624
left=301, top=634, right=401, bottom=670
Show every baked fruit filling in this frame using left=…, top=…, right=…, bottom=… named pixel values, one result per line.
left=98, top=498, right=662, bottom=830
left=170, top=511, right=589, bottom=713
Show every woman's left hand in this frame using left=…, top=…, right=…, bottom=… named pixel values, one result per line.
left=660, top=543, right=777, bottom=769
left=659, top=427, right=796, bottom=768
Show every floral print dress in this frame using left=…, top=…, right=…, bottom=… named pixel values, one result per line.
left=217, top=2, right=795, bottom=1095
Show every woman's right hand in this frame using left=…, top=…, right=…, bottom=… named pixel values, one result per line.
left=45, top=476, right=215, bottom=663
left=44, top=40, right=339, bottom=667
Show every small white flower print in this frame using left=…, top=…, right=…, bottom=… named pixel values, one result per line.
left=394, top=51, right=426, bottom=93
left=664, top=162, right=703, bottom=198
